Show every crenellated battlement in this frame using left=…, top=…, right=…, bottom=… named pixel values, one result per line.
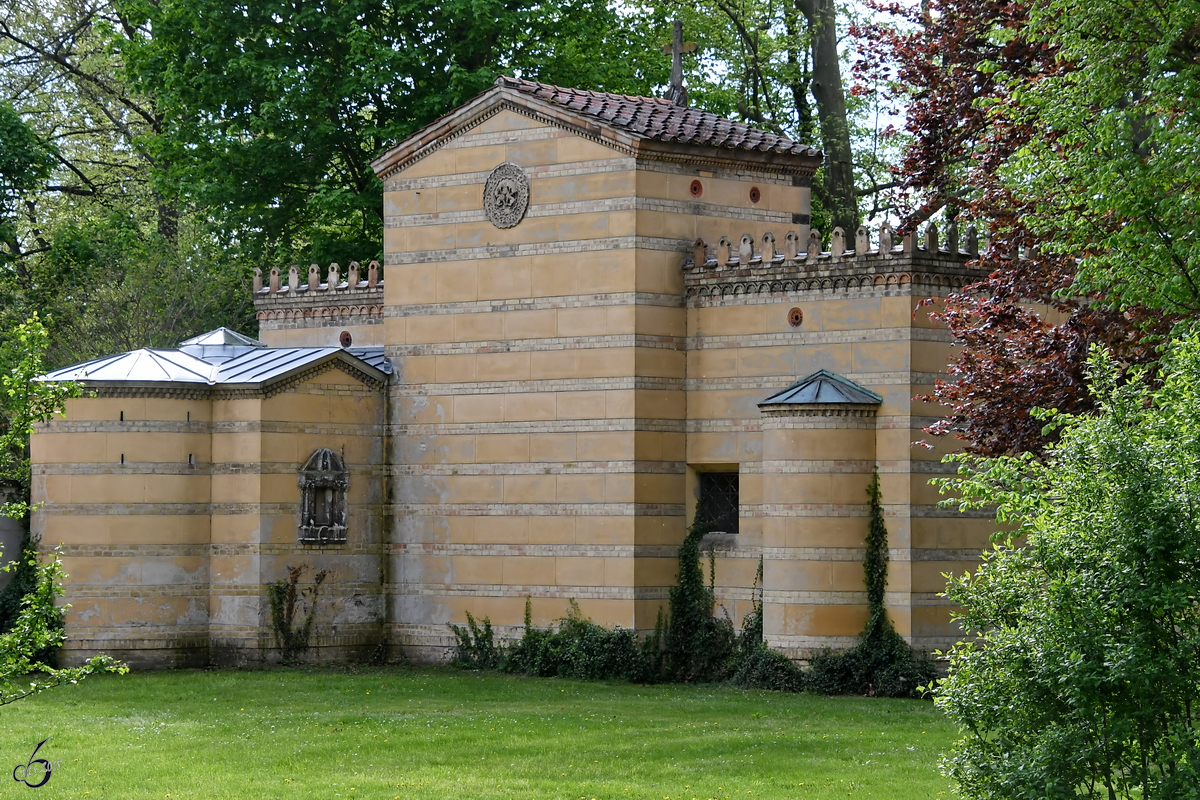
left=253, top=260, right=384, bottom=297
left=684, top=221, right=991, bottom=299
left=253, top=261, right=385, bottom=336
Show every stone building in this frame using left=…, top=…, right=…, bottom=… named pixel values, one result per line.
left=31, top=76, right=992, bottom=668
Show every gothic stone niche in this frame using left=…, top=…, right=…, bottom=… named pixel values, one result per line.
left=298, top=448, right=349, bottom=544
left=483, top=162, right=530, bottom=229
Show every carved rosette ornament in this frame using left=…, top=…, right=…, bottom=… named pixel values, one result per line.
left=483, top=162, right=530, bottom=229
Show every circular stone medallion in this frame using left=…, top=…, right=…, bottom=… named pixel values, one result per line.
left=483, top=162, right=530, bottom=229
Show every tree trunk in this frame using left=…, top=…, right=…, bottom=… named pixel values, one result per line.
left=797, top=0, right=858, bottom=233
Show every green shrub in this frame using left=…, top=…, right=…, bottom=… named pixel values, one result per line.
left=730, top=646, right=806, bottom=692
left=0, top=537, right=58, bottom=668
left=449, top=611, right=502, bottom=670
left=507, top=599, right=648, bottom=682
left=445, top=478, right=939, bottom=699
left=806, top=616, right=937, bottom=698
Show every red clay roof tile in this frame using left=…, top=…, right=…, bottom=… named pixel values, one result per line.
left=497, top=76, right=819, bottom=157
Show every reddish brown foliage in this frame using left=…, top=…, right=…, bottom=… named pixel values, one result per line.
left=856, top=0, right=1177, bottom=457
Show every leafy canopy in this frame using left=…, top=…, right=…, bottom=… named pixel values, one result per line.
left=117, top=0, right=669, bottom=266
left=0, top=103, right=56, bottom=267
left=863, top=0, right=1198, bottom=456
left=935, top=337, right=1200, bottom=798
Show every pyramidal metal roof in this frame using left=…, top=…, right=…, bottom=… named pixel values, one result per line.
left=759, top=370, right=882, bottom=406
left=42, top=349, right=218, bottom=384
left=178, top=328, right=266, bottom=348
left=178, top=327, right=269, bottom=364
left=41, top=333, right=391, bottom=388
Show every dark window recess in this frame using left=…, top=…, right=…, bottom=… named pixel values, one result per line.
left=298, top=448, right=349, bottom=544
left=698, top=472, right=739, bottom=534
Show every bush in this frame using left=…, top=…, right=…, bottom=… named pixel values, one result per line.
left=507, top=600, right=648, bottom=682
left=730, top=646, right=806, bottom=692
left=449, top=612, right=502, bottom=670
left=934, top=341, right=1200, bottom=798
left=446, top=479, right=938, bottom=699
left=806, top=615, right=937, bottom=698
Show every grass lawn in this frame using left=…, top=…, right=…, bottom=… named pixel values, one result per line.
left=0, top=666, right=955, bottom=799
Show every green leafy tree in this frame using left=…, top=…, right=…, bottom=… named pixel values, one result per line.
left=1, top=2, right=254, bottom=366
left=0, top=314, right=125, bottom=702
left=875, top=0, right=1200, bottom=314
left=935, top=339, right=1200, bottom=798
left=0, top=102, right=55, bottom=271
left=117, top=0, right=669, bottom=267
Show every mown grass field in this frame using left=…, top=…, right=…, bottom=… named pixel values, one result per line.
left=0, top=667, right=955, bottom=799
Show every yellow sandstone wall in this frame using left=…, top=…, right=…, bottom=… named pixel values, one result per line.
left=31, top=363, right=386, bottom=668
left=32, top=395, right=213, bottom=667
left=382, top=108, right=808, bottom=657
left=686, top=269, right=990, bottom=656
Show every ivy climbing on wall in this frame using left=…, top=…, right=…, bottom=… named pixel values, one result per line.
left=806, top=468, right=937, bottom=697
left=447, top=472, right=936, bottom=697
left=267, top=564, right=328, bottom=663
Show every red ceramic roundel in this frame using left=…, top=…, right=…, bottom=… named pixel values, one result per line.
left=690, top=179, right=703, bottom=197
left=788, top=307, right=804, bottom=327
left=339, top=330, right=353, bottom=348
left=749, top=186, right=761, bottom=203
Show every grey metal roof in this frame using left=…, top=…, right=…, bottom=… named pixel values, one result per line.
left=346, top=347, right=392, bottom=375
left=214, top=347, right=385, bottom=384
left=179, top=328, right=265, bottom=348
left=759, top=370, right=882, bottom=406
left=41, top=341, right=388, bottom=389
left=41, top=349, right=218, bottom=383
left=178, top=327, right=268, bottom=364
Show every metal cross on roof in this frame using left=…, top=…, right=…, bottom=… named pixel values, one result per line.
left=662, top=20, right=697, bottom=107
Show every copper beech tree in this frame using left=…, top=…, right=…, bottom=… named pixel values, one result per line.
left=856, top=0, right=1195, bottom=457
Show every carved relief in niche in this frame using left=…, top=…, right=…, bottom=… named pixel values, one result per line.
left=298, top=448, right=348, bottom=544
left=483, top=162, right=530, bottom=229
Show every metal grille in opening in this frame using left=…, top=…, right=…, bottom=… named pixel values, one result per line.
left=698, top=472, right=739, bottom=534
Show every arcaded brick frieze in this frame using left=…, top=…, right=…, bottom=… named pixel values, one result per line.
left=635, top=157, right=809, bottom=186
left=253, top=260, right=384, bottom=333
left=684, top=221, right=988, bottom=294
